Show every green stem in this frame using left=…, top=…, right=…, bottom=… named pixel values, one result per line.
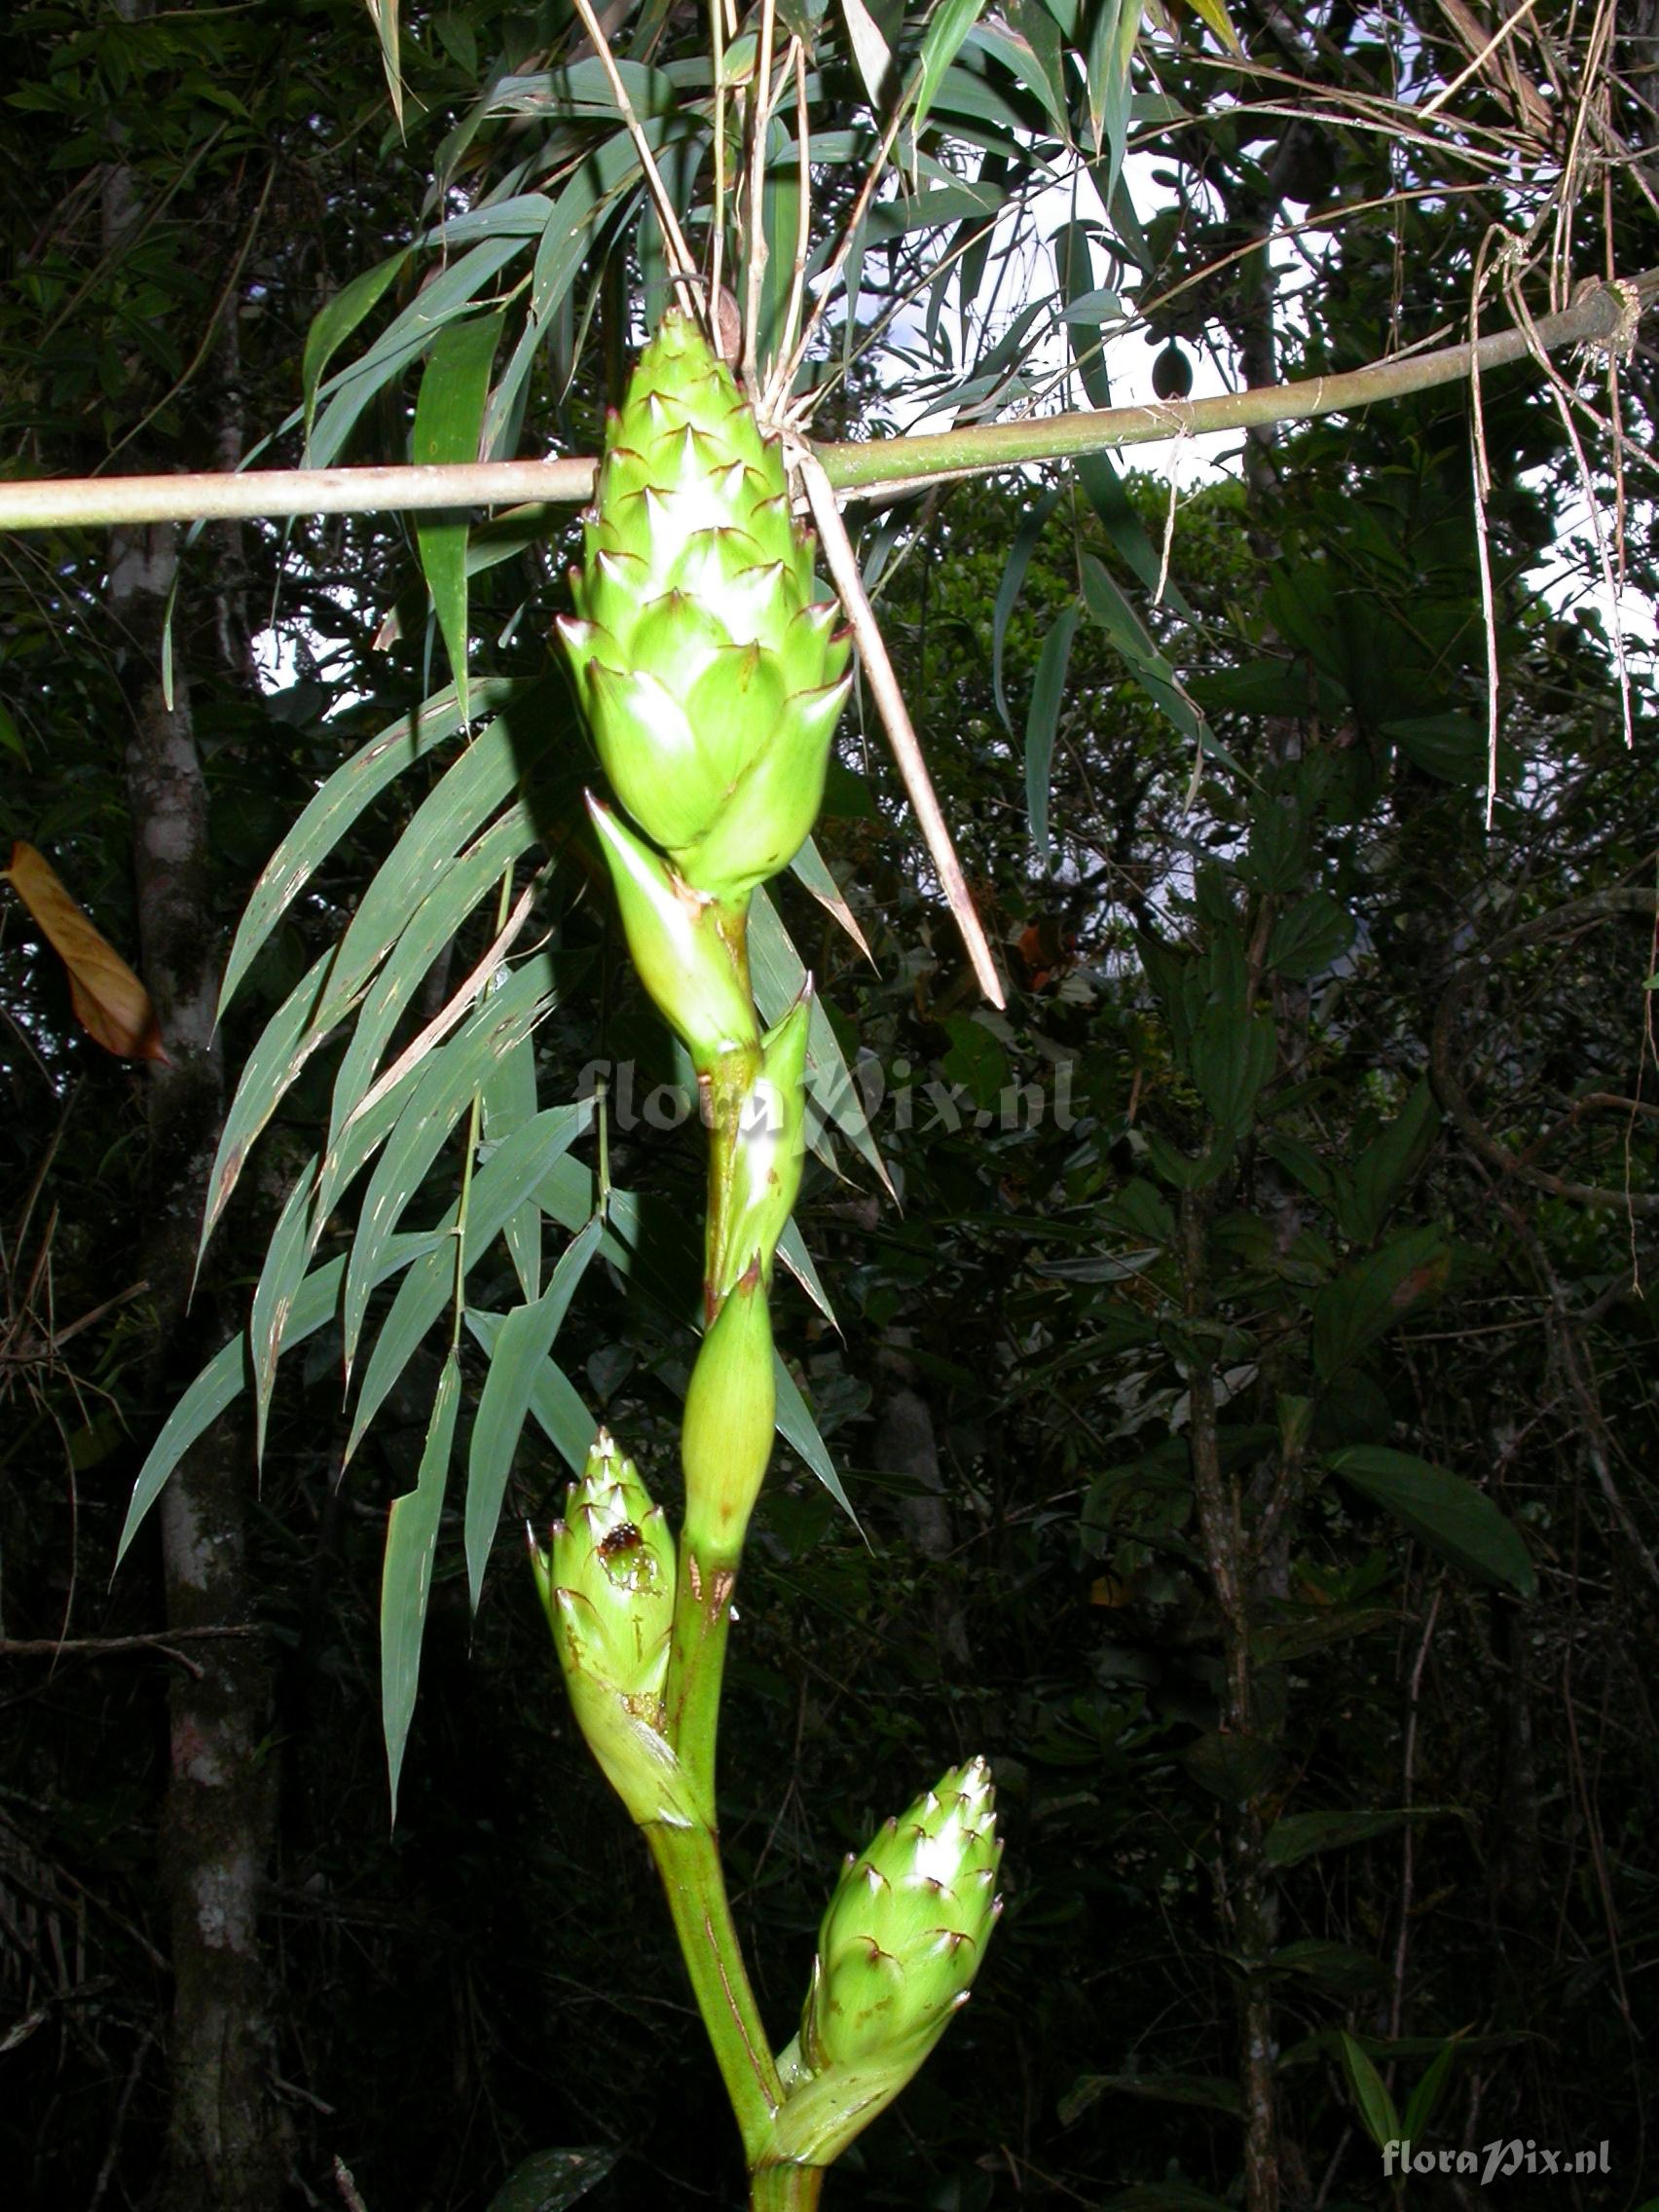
left=644, top=1815, right=783, bottom=2163
left=750, top=2163, right=826, bottom=2210
left=666, top=1534, right=738, bottom=1817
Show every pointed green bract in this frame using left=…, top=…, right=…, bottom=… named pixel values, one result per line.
left=560, top=310, right=850, bottom=905
left=585, top=793, right=760, bottom=1071
left=532, top=1431, right=677, bottom=1706
left=681, top=1267, right=777, bottom=1566
left=711, top=989, right=813, bottom=1303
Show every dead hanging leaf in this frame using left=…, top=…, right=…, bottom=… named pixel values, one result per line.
left=3, top=840, right=166, bottom=1062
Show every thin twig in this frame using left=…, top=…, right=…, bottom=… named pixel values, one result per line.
left=742, top=0, right=779, bottom=384
left=0, top=1626, right=261, bottom=1672
left=774, top=38, right=813, bottom=387
left=568, top=0, right=700, bottom=315
left=709, top=0, right=727, bottom=311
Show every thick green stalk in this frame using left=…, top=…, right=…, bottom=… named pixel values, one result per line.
left=666, top=1535, right=739, bottom=1820
left=644, top=1815, right=783, bottom=2163
left=750, top=2163, right=826, bottom=2211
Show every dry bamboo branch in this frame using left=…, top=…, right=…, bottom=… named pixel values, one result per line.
left=0, top=272, right=1648, bottom=533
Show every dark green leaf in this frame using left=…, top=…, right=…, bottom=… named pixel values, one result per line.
left=1311, top=1227, right=1448, bottom=1380
left=1265, top=1806, right=1456, bottom=1869
left=1340, top=2031, right=1400, bottom=2152
left=464, top=1216, right=603, bottom=1607
left=381, top=1352, right=461, bottom=1822
left=485, top=2148, right=618, bottom=2212
left=1267, top=891, right=1354, bottom=980
left=1328, top=1446, right=1535, bottom=1595
left=414, top=309, right=505, bottom=722
left=1025, top=603, right=1080, bottom=866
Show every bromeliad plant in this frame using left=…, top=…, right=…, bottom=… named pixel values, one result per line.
left=532, top=312, right=1001, bottom=2207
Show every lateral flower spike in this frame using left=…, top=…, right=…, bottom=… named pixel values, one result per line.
left=559, top=311, right=851, bottom=906
left=762, top=1758, right=1003, bottom=2169
left=809, top=1755, right=1002, bottom=2069
left=530, top=1432, right=690, bottom=1827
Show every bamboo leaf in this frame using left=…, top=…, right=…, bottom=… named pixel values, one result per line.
left=342, top=953, right=568, bottom=1376
left=382, top=1353, right=461, bottom=1823
left=1025, top=604, right=1080, bottom=866
left=204, top=713, right=532, bottom=1244
left=249, top=1072, right=421, bottom=1456
left=777, top=1218, right=837, bottom=1328
left=219, top=678, right=517, bottom=1014
left=839, top=0, right=896, bottom=107
left=790, top=835, right=873, bottom=961
left=117, top=1234, right=437, bottom=1566
left=301, top=248, right=411, bottom=442
left=346, top=1104, right=591, bottom=1461
left=774, top=1351, right=860, bottom=1528
left=413, top=310, right=505, bottom=724
left=464, top=1215, right=604, bottom=1606
left=528, top=119, right=693, bottom=333
left=912, top=0, right=993, bottom=138
left=465, top=1310, right=595, bottom=1475
left=317, top=803, right=543, bottom=1211
left=307, top=238, right=530, bottom=469
left=993, top=484, right=1062, bottom=734
left=482, top=1024, right=544, bottom=1304
left=751, top=887, right=892, bottom=1196
left=1083, top=0, right=1140, bottom=202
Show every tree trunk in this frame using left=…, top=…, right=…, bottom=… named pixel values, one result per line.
left=873, top=1341, right=972, bottom=1672
left=110, top=517, right=288, bottom=2212
left=99, top=4, right=285, bottom=2190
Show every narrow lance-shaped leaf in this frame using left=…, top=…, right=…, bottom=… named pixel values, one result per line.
left=464, top=1215, right=604, bottom=1608
left=301, top=247, right=411, bottom=441
left=117, top=1233, right=441, bottom=1566
left=346, top=1104, right=591, bottom=1462
left=993, top=484, right=1062, bottom=735
left=341, top=952, right=568, bottom=1377
left=382, top=1353, right=461, bottom=1823
left=1025, top=604, right=1080, bottom=867
left=218, top=677, right=519, bottom=1015
left=204, top=710, right=537, bottom=1246
left=414, top=309, right=505, bottom=724
left=911, top=0, right=994, bottom=138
